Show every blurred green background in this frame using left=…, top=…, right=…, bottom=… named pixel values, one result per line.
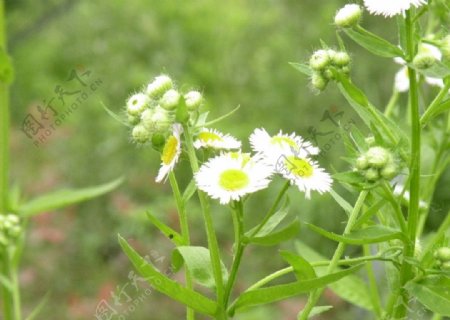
left=5, top=0, right=449, bottom=319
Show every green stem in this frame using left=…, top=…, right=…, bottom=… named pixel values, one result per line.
left=223, top=201, right=245, bottom=309
left=299, top=191, right=368, bottom=320
left=384, top=90, right=399, bottom=118
left=168, top=172, right=194, bottom=320
left=392, top=10, right=421, bottom=319
left=247, top=250, right=390, bottom=291
left=363, top=245, right=382, bottom=318
left=381, top=183, right=407, bottom=233
left=182, top=124, right=225, bottom=318
left=249, top=181, right=290, bottom=238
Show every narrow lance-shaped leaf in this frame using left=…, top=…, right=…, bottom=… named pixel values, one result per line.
left=344, top=27, right=404, bottom=58
left=406, top=277, right=450, bottom=317
left=289, top=62, right=312, bottom=76
left=246, top=196, right=290, bottom=237
left=306, top=223, right=407, bottom=245
left=19, top=177, right=123, bottom=217
left=146, top=211, right=183, bottom=246
left=118, top=235, right=218, bottom=316
left=280, top=250, right=316, bottom=280
left=297, top=306, right=333, bottom=319
left=329, top=189, right=353, bottom=216
left=172, top=246, right=228, bottom=289
left=229, top=264, right=364, bottom=313
left=245, top=219, right=300, bottom=246
left=421, top=98, right=450, bottom=126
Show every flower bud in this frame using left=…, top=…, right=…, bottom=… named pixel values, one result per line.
left=366, top=146, right=391, bottom=168
left=435, top=247, right=450, bottom=262
left=356, top=155, right=369, bottom=170
left=365, top=136, right=375, bottom=146
left=309, top=50, right=330, bottom=71
left=151, top=133, right=166, bottom=150
left=184, top=91, right=203, bottom=111
left=141, top=107, right=172, bottom=134
left=131, top=124, right=151, bottom=144
left=127, top=114, right=140, bottom=126
left=365, top=168, right=379, bottom=181
left=381, top=163, right=398, bottom=180
left=334, top=4, right=362, bottom=28
left=333, top=51, right=351, bottom=67
left=160, top=89, right=180, bottom=111
left=322, top=69, right=335, bottom=80
left=441, top=35, right=450, bottom=61
left=126, top=93, right=149, bottom=116
left=146, top=75, right=173, bottom=99
left=413, top=53, right=437, bottom=69
left=311, top=72, right=328, bottom=91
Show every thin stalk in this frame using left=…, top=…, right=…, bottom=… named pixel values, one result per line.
left=392, top=10, right=421, bottom=319
left=299, top=191, right=368, bottom=320
left=384, top=90, right=399, bottom=118
left=363, top=245, right=382, bottom=318
left=247, top=250, right=391, bottom=291
left=249, top=181, right=290, bottom=238
left=168, top=172, right=194, bottom=320
left=1, top=251, right=13, bottom=320
left=182, top=124, right=225, bottom=318
left=223, top=201, right=245, bottom=308
left=0, top=0, right=8, bottom=214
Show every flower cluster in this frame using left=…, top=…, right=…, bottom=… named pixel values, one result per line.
left=309, top=49, right=351, bottom=91
left=355, top=146, right=399, bottom=182
left=434, top=247, right=450, bottom=271
left=0, top=214, right=21, bottom=248
left=126, top=75, right=203, bottom=145
left=195, top=129, right=332, bottom=204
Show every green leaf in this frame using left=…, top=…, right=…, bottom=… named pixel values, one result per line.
left=306, top=224, right=406, bottom=245
left=280, top=251, right=316, bottom=280
left=200, top=105, right=241, bottom=127
left=332, top=171, right=365, bottom=185
left=182, top=179, right=197, bottom=203
left=421, top=98, right=450, bottom=125
left=289, top=62, right=312, bottom=76
left=246, top=197, right=290, bottom=237
left=295, top=241, right=373, bottom=311
left=329, top=189, right=353, bottom=216
left=25, top=292, right=50, bottom=320
left=245, top=219, right=300, bottom=246
left=0, top=273, right=12, bottom=292
left=172, top=246, right=228, bottom=289
left=406, top=277, right=450, bottom=316
left=229, top=264, right=363, bottom=313
left=118, top=235, right=218, bottom=316
left=344, top=28, right=404, bottom=58
left=102, top=101, right=130, bottom=127
left=146, top=211, right=183, bottom=246
left=410, top=61, right=450, bottom=78
left=19, top=177, right=123, bottom=217
left=297, top=306, right=333, bottom=319
left=0, top=47, right=14, bottom=84
left=353, top=199, right=386, bottom=229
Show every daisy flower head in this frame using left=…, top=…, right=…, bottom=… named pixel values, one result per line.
left=275, top=149, right=332, bottom=199
left=195, top=152, right=273, bottom=205
left=249, top=128, right=319, bottom=163
left=155, top=124, right=183, bottom=183
left=193, top=128, right=241, bottom=150
left=363, top=0, right=427, bottom=17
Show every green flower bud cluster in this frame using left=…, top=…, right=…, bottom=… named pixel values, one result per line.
left=125, top=75, right=203, bottom=145
left=355, top=146, right=398, bottom=182
left=0, top=214, right=21, bottom=248
left=309, top=49, right=351, bottom=91
left=434, top=247, right=450, bottom=271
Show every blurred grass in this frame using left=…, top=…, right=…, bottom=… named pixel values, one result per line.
left=5, top=0, right=449, bottom=319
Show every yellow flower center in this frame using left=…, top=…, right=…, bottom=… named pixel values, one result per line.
left=198, top=132, right=223, bottom=143
left=271, top=136, right=298, bottom=150
left=284, top=156, right=313, bottom=178
left=219, top=169, right=249, bottom=191
left=161, top=135, right=179, bottom=165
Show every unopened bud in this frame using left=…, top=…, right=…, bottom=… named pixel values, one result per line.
left=413, top=53, right=437, bottom=69
left=356, top=155, right=369, bottom=170
left=184, top=91, right=203, bottom=111
left=441, top=35, right=450, bottom=61
left=365, top=168, right=379, bottom=181
left=435, top=247, right=450, bottom=262
left=366, top=146, right=391, bottom=168
left=131, top=124, right=151, bottom=144
left=365, top=136, right=375, bottom=146
left=160, top=89, right=180, bottom=111
left=309, top=50, right=330, bottom=71
left=126, top=93, right=149, bottom=116
left=146, top=75, right=173, bottom=99
left=141, top=107, right=172, bottom=134
left=334, top=4, right=362, bottom=28
left=311, top=72, right=328, bottom=91
left=333, top=51, right=351, bottom=67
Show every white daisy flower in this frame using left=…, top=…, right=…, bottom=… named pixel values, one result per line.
left=249, top=128, right=319, bottom=163
left=193, top=128, right=241, bottom=150
left=275, top=149, right=332, bottom=199
left=195, top=152, right=273, bottom=205
left=155, top=124, right=183, bottom=183
left=363, top=0, right=427, bottom=17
